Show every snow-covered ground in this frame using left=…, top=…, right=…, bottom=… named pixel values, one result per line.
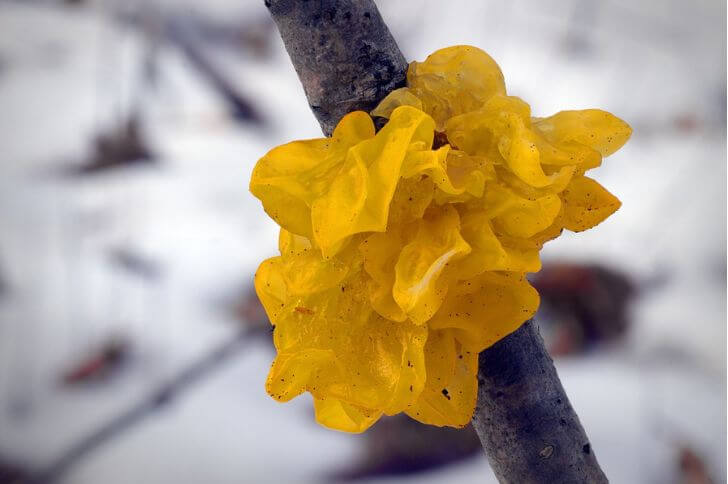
left=0, top=0, right=724, bottom=483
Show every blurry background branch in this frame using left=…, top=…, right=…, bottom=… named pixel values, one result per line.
left=28, top=329, right=254, bottom=484
left=265, top=1, right=607, bottom=482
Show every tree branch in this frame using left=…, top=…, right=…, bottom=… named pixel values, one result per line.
left=265, top=0, right=407, bottom=136
left=473, top=320, right=607, bottom=483
left=266, top=1, right=607, bottom=482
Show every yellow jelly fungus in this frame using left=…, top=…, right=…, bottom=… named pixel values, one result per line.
left=250, top=45, right=631, bottom=433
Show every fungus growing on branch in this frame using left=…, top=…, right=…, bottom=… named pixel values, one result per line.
left=250, top=45, right=631, bottom=433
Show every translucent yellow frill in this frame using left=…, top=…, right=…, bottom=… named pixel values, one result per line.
left=250, top=45, right=631, bottom=433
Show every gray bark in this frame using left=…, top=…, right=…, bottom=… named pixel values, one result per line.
left=473, top=320, right=607, bottom=483
left=266, top=1, right=608, bottom=482
left=265, top=0, right=407, bottom=136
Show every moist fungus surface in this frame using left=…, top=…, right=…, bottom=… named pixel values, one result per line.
left=250, top=45, right=631, bottom=433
